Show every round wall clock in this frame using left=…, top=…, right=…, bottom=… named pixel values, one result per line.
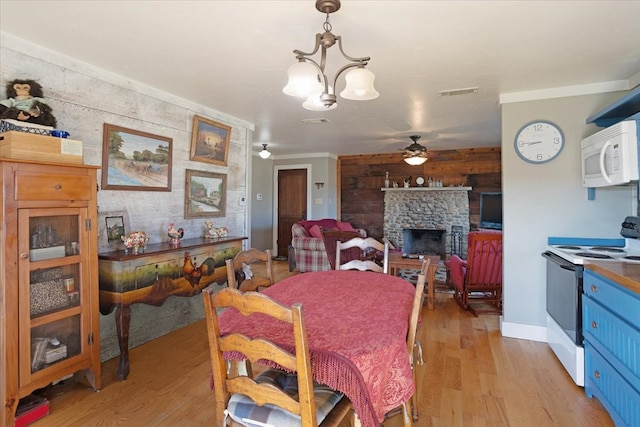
left=514, top=120, right=564, bottom=164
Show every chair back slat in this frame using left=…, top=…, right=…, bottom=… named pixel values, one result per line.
left=335, top=237, right=389, bottom=274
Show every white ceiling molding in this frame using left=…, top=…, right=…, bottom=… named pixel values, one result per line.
left=499, top=80, right=631, bottom=104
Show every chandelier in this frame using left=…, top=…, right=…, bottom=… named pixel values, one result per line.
left=403, top=135, right=428, bottom=165
left=283, top=0, right=379, bottom=111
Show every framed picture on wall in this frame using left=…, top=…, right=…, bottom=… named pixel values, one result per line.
left=184, top=169, right=227, bottom=218
left=190, top=115, right=231, bottom=166
left=101, top=123, right=172, bottom=191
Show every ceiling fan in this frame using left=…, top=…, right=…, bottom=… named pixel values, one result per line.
left=401, top=135, right=428, bottom=165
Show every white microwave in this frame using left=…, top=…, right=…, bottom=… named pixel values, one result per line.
left=581, top=119, right=639, bottom=187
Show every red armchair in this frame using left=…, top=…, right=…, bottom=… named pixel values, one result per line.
left=445, top=231, right=503, bottom=316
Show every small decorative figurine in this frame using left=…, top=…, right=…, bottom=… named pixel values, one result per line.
left=168, top=223, right=184, bottom=246
left=404, top=176, right=412, bottom=188
left=204, top=221, right=228, bottom=239
left=204, top=221, right=216, bottom=239
left=216, top=226, right=229, bottom=238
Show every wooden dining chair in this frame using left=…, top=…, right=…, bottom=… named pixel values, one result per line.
left=202, top=287, right=354, bottom=427
left=407, top=266, right=428, bottom=421
left=225, top=248, right=275, bottom=292
left=335, top=237, right=389, bottom=274
left=384, top=267, right=428, bottom=425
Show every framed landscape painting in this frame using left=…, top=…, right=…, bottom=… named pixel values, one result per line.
left=101, top=123, right=172, bottom=191
left=190, top=115, right=231, bottom=166
left=184, top=169, right=227, bottom=218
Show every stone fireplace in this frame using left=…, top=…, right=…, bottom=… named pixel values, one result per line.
left=383, top=187, right=471, bottom=260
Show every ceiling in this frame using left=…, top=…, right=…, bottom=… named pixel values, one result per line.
left=1, top=1, right=639, bottom=157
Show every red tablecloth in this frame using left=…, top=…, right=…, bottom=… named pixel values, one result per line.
left=218, top=270, right=415, bottom=427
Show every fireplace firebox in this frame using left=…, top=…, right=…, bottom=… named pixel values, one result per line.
left=402, top=228, right=446, bottom=257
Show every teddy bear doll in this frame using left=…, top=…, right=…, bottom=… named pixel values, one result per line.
left=0, top=79, right=57, bottom=127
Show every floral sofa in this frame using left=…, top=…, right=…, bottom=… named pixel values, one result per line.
left=291, top=219, right=366, bottom=272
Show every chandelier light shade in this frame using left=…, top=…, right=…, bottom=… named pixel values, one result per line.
left=340, top=67, right=379, bottom=100
left=402, top=135, right=428, bottom=165
left=259, top=143, right=271, bottom=159
left=283, top=0, right=379, bottom=110
left=283, top=62, right=323, bottom=97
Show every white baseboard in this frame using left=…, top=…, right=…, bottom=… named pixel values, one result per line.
left=500, top=316, right=548, bottom=342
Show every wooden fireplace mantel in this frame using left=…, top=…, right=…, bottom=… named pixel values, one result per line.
left=381, top=187, right=472, bottom=192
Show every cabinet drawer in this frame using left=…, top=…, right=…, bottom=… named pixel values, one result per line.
left=583, top=296, right=640, bottom=388
left=15, top=171, right=92, bottom=201
left=584, top=270, right=640, bottom=328
left=585, top=341, right=640, bottom=427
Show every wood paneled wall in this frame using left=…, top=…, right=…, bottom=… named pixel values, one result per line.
left=338, top=148, right=502, bottom=238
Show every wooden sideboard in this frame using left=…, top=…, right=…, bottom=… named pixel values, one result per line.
left=98, top=236, right=246, bottom=380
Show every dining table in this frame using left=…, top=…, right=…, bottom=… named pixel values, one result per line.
left=217, top=269, right=417, bottom=427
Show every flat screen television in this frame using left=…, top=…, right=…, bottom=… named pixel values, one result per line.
left=479, top=192, right=503, bottom=230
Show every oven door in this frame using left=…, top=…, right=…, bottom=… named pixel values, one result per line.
left=542, top=251, right=583, bottom=345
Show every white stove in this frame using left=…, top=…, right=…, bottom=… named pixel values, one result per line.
left=546, top=237, right=640, bottom=264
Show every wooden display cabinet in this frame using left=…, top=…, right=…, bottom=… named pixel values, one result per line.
left=1, top=159, right=101, bottom=426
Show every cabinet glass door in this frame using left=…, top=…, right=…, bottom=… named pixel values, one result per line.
left=18, top=208, right=91, bottom=384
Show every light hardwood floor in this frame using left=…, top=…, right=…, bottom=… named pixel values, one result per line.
left=30, top=261, right=612, bottom=426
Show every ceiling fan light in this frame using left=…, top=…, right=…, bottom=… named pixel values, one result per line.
left=283, top=62, right=323, bottom=97
left=340, top=67, right=379, bottom=101
left=259, top=143, right=271, bottom=159
left=404, top=156, right=428, bottom=166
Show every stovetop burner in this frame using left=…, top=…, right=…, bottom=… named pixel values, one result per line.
left=557, top=245, right=581, bottom=250
left=590, top=246, right=625, bottom=253
left=573, top=252, right=613, bottom=259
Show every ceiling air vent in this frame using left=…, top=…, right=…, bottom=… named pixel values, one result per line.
left=301, top=118, right=331, bottom=125
left=439, top=87, right=479, bottom=97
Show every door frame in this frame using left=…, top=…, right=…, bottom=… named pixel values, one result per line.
left=272, top=164, right=313, bottom=256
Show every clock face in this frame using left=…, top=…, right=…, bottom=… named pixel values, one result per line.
left=514, top=120, right=564, bottom=164
left=416, top=176, right=425, bottom=186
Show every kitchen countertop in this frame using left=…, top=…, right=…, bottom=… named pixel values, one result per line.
left=585, top=261, right=640, bottom=295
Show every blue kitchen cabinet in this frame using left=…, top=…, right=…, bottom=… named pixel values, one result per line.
left=583, top=268, right=640, bottom=427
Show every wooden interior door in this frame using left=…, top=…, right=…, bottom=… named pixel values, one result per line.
left=277, top=169, right=307, bottom=258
